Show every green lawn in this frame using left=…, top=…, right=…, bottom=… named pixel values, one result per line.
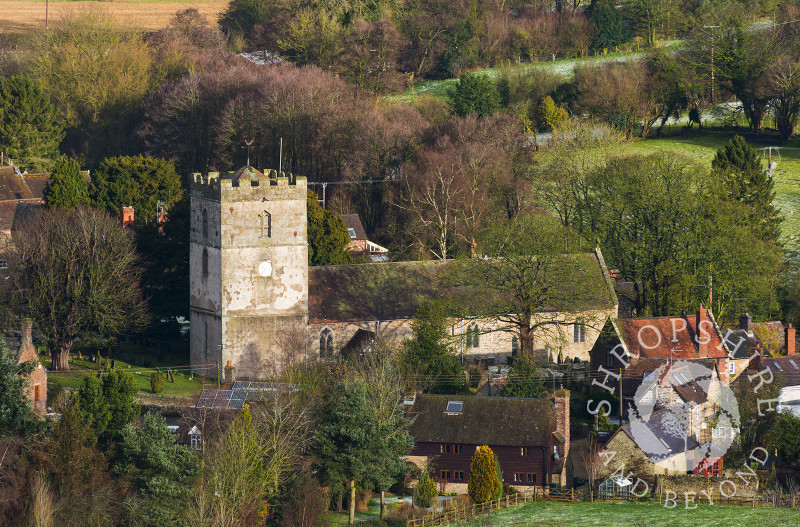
left=447, top=501, right=800, bottom=527
left=325, top=496, right=409, bottom=526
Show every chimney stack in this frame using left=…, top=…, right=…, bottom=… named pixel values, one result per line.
left=787, top=323, right=796, bottom=356
left=697, top=304, right=711, bottom=358
left=121, top=206, right=135, bottom=229
left=21, top=318, right=32, bottom=344
left=739, top=313, right=753, bottom=333
left=554, top=389, right=570, bottom=459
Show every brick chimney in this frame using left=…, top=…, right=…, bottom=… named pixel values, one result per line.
left=787, top=323, right=796, bottom=356
left=21, top=318, right=33, bottom=346
left=18, top=319, right=46, bottom=415
left=739, top=313, right=752, bottom=333
left=121, top=206, right=135, bottom=229
left=554, top=389, right=570, bottom=459
left=696, top=304, right=712, bottom=358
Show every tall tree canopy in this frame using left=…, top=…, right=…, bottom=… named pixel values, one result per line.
left=12, top=207, right=148, bottom=371
left=0, top=75, right=63, bottom=171
left=42, top=156, right=89, bottom=210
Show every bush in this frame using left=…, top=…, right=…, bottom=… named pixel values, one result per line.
left=150, top=372, right=165, bottom=394
left=384, top=518, right=407, bottom=527
left=354, top=520, right=387, bottom=527
left=413, top=473, right=438, bottom=508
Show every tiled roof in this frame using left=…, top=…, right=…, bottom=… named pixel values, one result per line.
left=0, top=166, right=34, bottom=201
left=618, top=308, right=727, bottom=360
left=408, top=394, right=557, bottom=448
left=621, top=408, right=698, bottom=463
left=22, top=174, right=51, bottom=200
left=0, top=201, right=43, bottom=234
left=339, top=214, right=368, bottom=240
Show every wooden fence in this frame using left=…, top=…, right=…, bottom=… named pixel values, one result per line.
left=405, top=488, right=800, bottom=527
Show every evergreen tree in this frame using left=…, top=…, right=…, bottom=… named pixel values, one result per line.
left=467, top=445, right=502, bottom=504
left=536, top=96, right=568, bottom=132
left=450, top=72, right=500, bottom=117
left=78, top=370, right=139, bottom=444
left=307, top=190, right=353, bottom=266
left=90, top=155, right=183, bottom=224
left=401, top=300, right=465, bottom=394
left=43, top=156, right=89, bottom=210
left=503, top=356, right=546, bottom=398
left=0, top=75, right=64, bottom=171
left=413, top=471, right=437, bottom=507
left=117, top=411, right=199, bottom=526
left=712, top=135, right=782, bottom=243
left=0, top=358, right=35, bottom=436
left=590, top=0, right=631, bottom=51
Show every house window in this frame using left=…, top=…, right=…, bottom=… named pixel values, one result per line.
left=260, top=211, right=272, bottom=238
left=527, top=473, right=536, bottom=484
left=467, top=324, right=480, bottom=348
left=521, top=447, right=529, bottom=456
left=454, top=471, right=464, bottom=481
left=513, top=473, right=526, bottom=483
left=320, top=329, right=333, bottom=357
left=202, top=248, right=209, bottom=277
left=712, top=427, right=727, bottom=439
left=34, top=385, right=40, bottom=402
left=190, top=433, right=202, bottom=450
left=605, top=346, right=615, bottom=368
left=202, top=209, right=208, bottom=241
left=0, top=259, right=7, bottom=269
left=728, top=362, right=735, bottom=374
left=511, top=336, right=519, bottom=356
left=574, top=322, right=586, bottom=343
left=441, top=470, right=451, bottom=480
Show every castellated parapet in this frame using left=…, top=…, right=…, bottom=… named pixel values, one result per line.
left=190, top=170, right=307, bottom=203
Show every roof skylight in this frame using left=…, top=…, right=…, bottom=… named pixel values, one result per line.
left=445, top=401, right=464, bottom=413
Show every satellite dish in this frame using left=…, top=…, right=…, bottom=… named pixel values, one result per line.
left=258, top=260, right=272, bottom=277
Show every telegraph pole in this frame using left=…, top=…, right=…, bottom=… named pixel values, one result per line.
left=704, top=26, right=720, bottom=103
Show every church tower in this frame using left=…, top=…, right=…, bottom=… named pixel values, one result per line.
left=189, top=167, right=308, bottom=379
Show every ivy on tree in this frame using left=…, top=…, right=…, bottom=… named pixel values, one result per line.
left=43, top=156, right=89, bottom=210
left=90, top=155, right=184, bottom=224
left=307, top=190, right=353, bottom=266
left=0, top=75, right=64, bottom=171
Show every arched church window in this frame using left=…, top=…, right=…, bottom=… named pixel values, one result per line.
left=320, top=328, right=333, bottom=356
left=202, top=209, right=208, bottom=241
left=202, top=248, right=209, bottom=277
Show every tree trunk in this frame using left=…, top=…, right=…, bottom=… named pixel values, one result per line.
left=380, top=490, right=386, bottom=519
left=52, top=344, right=71, bottom=371
left=349, top=479, right=356, bottom=525
left=520, top=326, right=535, bottom=361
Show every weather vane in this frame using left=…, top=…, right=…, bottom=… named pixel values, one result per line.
left=244, top=139, right=254, bottom=167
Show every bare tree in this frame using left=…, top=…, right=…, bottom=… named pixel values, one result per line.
left=11, top=207, right=148, bottom=371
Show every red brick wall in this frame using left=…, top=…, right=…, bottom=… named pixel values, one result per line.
left=17, top=319, right=46, bottom=414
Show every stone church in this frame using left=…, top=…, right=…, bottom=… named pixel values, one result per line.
left=189, top=167, right=618, bottom=380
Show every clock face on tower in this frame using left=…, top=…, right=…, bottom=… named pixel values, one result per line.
left=258, top=259, right=272, bottom=277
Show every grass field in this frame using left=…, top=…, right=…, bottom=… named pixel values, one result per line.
left=0, top=0, right=228, bottom=34
left=447, top=501, right=800, bottom=527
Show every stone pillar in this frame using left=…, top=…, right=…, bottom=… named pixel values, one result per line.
left=554, top=389, right=570, bottom=458
left=224, top=360, right=236, bottom=384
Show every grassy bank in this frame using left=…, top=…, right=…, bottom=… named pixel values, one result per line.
left=447, top=501, right=800, bottom=527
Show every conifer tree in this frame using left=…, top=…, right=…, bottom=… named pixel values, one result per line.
left=307, top=190, right=353, bottom=266
left=712, top=135, right=782, bottom=243
left=468, top=445, right=502, bottom=504
left=450, top=72, right=500, bottom=117
left=43, top=156, right=89, bottom=210
left=413, top=471, right=437, bottom=507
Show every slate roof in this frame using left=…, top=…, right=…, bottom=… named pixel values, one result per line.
left=407, top=394, right=556, bottom=447
left=0, top=166, right=35, bottom=201
left=308, top=251, right=616, bottom=324
left=339, top=214, right=368, bottom=240
left=620, top=408, right=698, bottom=463
left=22, top=174, right=50, bottom=199
left=763, top=356, right=800, bottom=387
left=0, top=201, right=43, bottom=234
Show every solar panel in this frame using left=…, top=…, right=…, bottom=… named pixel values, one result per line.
left=445, top=401, right=463, bottom=413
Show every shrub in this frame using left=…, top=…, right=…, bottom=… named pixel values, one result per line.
left=413, top=472, right=437, bottom=508
left=468, top=445, right=502, bottom=503
left=354, top=520, right=387, bottom=527
left=150, top=372, right=165, bottom=394
left=384, top=518, right=407, bottom=527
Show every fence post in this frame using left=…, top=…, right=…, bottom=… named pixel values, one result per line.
left=571, top=488, right=574, bottom=503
